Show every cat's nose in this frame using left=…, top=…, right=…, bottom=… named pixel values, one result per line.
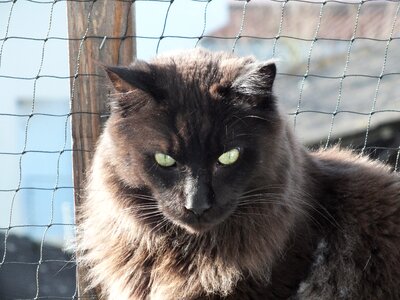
left=184, top=173, right=213, bottom=216
left=184, top=201, right=211, bottom=217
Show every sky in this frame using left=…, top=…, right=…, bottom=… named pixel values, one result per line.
left=0, top=0, right=229, bottom=100
left=136, top=0, right=228, bottom=59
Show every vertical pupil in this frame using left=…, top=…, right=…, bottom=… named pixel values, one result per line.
left=226, top=152, right=231, bottom=161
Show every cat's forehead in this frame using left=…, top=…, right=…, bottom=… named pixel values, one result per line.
left=175, top=108, right=215, bottom=137
left=108, top=48, right=279, bottom=156
left=152, top=49, right=255, bottom=89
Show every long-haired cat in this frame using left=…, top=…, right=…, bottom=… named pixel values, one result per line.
left=77, top=48, right=400, bottom=299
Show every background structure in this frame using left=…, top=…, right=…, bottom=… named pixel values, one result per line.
left=0, top=0, right=399, bottom=299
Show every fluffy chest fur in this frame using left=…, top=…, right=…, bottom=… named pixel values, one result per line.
left=77, top=49, right=400, bottom=300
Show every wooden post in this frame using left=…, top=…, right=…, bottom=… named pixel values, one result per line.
left=67, top=1, right=136, bottom=298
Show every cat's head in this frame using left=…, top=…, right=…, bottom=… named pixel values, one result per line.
left=103, top=49, right=284, bottom=234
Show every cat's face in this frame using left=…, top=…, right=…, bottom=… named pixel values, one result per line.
left=105, top=49, right=280, bottom=234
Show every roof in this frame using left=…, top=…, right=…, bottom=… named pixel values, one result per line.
left=275, top=41, right=400, bottom=144
left=212, top=1, right=400, bottom=41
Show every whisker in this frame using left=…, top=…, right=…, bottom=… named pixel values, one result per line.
left=237, top=192, right=326, bottom=227
left=237, top=190, right=342, bottom=231
left=139, top=211, right=164, bottom=218
left=133, top=205, right=160, bottom=210
left=151, top=217, right=169, bottom=235
left=132, top=194, right=156, bottom=201
left=235, top=203, right=323, bottom=231
left=240, top=185, right=286, bottom=196
left=242, top=115, right=268, bottom=122
left=238, top=193, right=287, bottom=201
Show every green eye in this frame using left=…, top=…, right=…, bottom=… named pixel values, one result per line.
left=218, top=148, right=240, bottom=165
left=155, top=153, right=176, bottom=167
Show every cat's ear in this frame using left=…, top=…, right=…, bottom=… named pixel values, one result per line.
left=105, top=62, right=165, bottom=116
left=105, top=61, right=155, bottom=95
left=105, top=62, right=166, bottom=115
left=105, top=66, right=135, bottom=93
left=232, top=61, right=276, bottom=97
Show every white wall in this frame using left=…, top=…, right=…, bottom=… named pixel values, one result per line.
left=0, top=1, right=72, bottom=245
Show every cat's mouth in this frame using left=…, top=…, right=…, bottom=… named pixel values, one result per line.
left=178, top=218, right=215, bottom=234
left=163, top=204, right=235, bottom=234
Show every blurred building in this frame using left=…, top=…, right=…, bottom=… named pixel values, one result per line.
left=0, top=233, right=76, bottom=299
left=0, top=98, right=74, bottom=244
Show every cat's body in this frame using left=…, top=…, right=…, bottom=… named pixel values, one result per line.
left=77, top=49, right=400, bottom=299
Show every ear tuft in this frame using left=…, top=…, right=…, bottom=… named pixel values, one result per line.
left=232, top=61, right=276, bottom=97
left=105, top=66, right=136, bottom=93
left=105, top=61, right=166, bottom=103
left=104, top=61, right=157, bottom=94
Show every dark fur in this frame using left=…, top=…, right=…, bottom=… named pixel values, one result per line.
left=77, top=49, right=400, bottom=299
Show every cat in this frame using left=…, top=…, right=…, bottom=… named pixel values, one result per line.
left=77, top=48, right=400, bottom=300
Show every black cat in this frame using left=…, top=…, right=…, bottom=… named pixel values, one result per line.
left=77, top=48, right=400, bottom=299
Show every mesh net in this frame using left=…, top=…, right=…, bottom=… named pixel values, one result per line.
left=0, top=0, right=76, bottom=299
left=0, top=0, right=399, bottom=299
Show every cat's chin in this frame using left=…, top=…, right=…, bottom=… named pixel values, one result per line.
left=178, top=221, right=215, bottom=235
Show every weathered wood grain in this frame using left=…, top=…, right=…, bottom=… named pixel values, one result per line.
left=67, top=1, right=136, bottom=298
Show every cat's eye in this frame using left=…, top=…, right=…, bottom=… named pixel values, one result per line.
left=218, top=148, right=240, bottom=166
left=155, top=152, right=176, bottom=167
